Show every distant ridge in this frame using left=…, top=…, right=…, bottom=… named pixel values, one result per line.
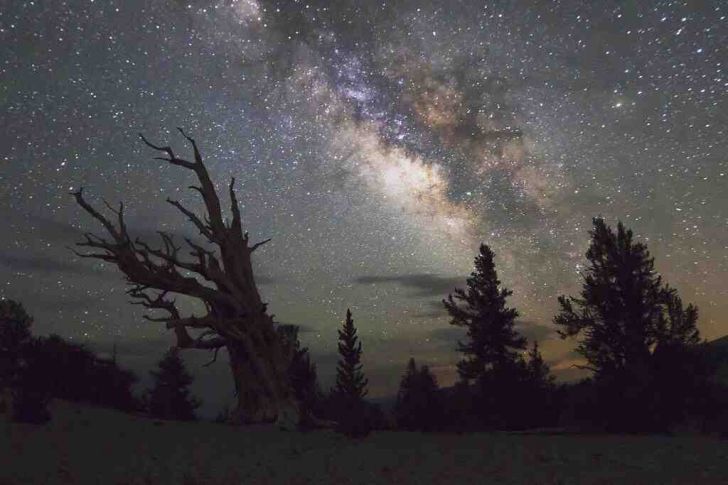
left=705, top=335, right=728, bottom=385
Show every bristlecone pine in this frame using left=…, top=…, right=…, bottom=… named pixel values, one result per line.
left=72, top=129, right=300, bottom=428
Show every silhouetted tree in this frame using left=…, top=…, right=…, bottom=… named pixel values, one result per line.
left=0, top=299, right=33, bottom=390
left=12, top=337, right=52, bottom=423
left=333, top=309, right=368, bottom=401
left=72, top=130, right=300, bottom=427
left=441, top=380, right=477, bottom=431
left=1, top=302, right=138, bottom=421
left=332, top=309, right=370, bottom=437
left=444, top=244, right=529, bottom=428
left=395, top=358, right=442, bottom=431
left=525, top=341, right=552, bottom=389
left=523, top=341, right=557, bottom=427
left=555, top=218, right=705, bottom=431
left=28, top=335, right=139, bottom=412
left=0, top=301, right=49, bottom=423
left=277, top=324, right=324, bottom=426
left=444, top=244, right=526, bottom=381
left=146, top=348, right=200, bottom=421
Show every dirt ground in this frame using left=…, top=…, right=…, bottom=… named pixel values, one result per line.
left=1, top=401, right=727, bottom=484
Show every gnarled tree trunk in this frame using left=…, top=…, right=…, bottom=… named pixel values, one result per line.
left=72, top=128, right=301, bottom=428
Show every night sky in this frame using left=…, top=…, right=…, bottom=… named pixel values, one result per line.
left=1, top=0, right=726, bottom=415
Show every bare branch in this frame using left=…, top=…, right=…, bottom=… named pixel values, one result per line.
left=167, top=198, right=214, bottom=240
left=71, top=188, right=122, bottom=241
left=177, top=127, right=202, bottom=165
left=250, top=238, right=272, bottom=252
left=139, top=133, right=196, bottom=169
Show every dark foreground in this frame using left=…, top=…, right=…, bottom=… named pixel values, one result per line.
left=2, top=401, right=727, bottom=484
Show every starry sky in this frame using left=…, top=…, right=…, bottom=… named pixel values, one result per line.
left=1, top=0, right=726, bottom=415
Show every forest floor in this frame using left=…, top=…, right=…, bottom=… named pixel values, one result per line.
left=1, top=400, right=727, bottom=484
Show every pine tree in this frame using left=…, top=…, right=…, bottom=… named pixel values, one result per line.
left=277, top=324, right=323, bottom=423
left=395, top=358, right=442, bottom=431
left=554, top=218, right=704, bottom=431
left=0, top=299, right=33, bottom=389
left=334, top=309, right=368, bottom=401
left=443, top=244, right=526, bottom=381
left=524, top=341, right=556, bottom=428
left=554, top=219, right=669, bottom=376
left=146, top=348, right=200, bottom=421
left=332, top=309, right=370, bottom=437
left=525, top=341, right=553, bottom=389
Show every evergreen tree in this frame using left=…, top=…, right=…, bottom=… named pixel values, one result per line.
left=13, top=337, right=52, bottom=423
left=554, top=218, right=704, bottom=431
left=277, top=324, right=323, bottom=424
left=333, top=309, right=368, bottom=401
left=146, top=348, right=200, bottom=421
left=555, top=219, right=668, bottom=376
left=444, top=244, right=526, bottom=381
left=523, top=341, right=557, bottom=427
left=27, top=335, right=139, bottom=412
left=442, top=380, right=477, bottom=431
left=395, top=358, right=442, bottom=431
left=332, top=309, right=369, bottom=437
left=0, top=299, right=33, bottom=389
left=525, top=341, right=554, bottom=390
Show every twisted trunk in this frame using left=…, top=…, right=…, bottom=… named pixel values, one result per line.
left=227, top=342, right=299, bottom=428
left=72, top=130, right=304, bottom=429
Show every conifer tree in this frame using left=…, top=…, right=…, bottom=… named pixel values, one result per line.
left=146, top=348, right=200, bottom=421
left=525, top=341, right=553, bottom=389
left=333, top=309, right=368, bottom=401
left=443, top=244, right=526, bottom=381
left=395, top=358, right=442, bottom=431
left=332, top=309, right=370, bottom=437
left=554, top=219, right=670, bottom=376
left=0, top=299, right=33, bottom=389
left=554, top=218, right=704, bottom=431
left=277, top=324, right=323, bottom=422
left=523, top=341, right=557, bottom=428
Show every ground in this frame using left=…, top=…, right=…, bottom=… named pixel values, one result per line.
left=1, top=401, right=727, bottom=484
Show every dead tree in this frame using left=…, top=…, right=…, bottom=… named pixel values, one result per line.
left=71, top=129, right=299, bottom=428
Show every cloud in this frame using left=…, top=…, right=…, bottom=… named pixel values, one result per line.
left=428, top=319, right=557, bottom=346
left=0, top=251, right=110, bottom=277
left=85, top=336, right=173, bottom=360
left=412, top=301, right=449, bottom=319
left=354, top=273, right=465, bottom=297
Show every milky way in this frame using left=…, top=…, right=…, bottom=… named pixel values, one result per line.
left=1, top=0, right=726, bottom=413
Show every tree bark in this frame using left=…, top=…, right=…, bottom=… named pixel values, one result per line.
left=226, top=325, right=299, bottom=429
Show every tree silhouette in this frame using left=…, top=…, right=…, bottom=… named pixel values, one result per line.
left=333, top=309, right=368, bottom=401
left=0, top=299, right=33, bottom=390
left=12, top=337, right=52, bottom=423
left=332, top=309, right=370, bottom=437
left=146, top=348, right=200, bottom=421
left=395, top=358, right=442, bottom=431
left=277, top=324, right=324, bottom=426
left=443, top=244, right=526, bottom=382
left=0, top=301, right=49, bottom=423
left=71, top=129, right=300, bottom=427
left=31, top=335, right=139, bottom=412
left=555, top=218, right=704, bottom=431
left=523, top=341, right=557, bottom=427
left=525, top=341, right=554, bottom=390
